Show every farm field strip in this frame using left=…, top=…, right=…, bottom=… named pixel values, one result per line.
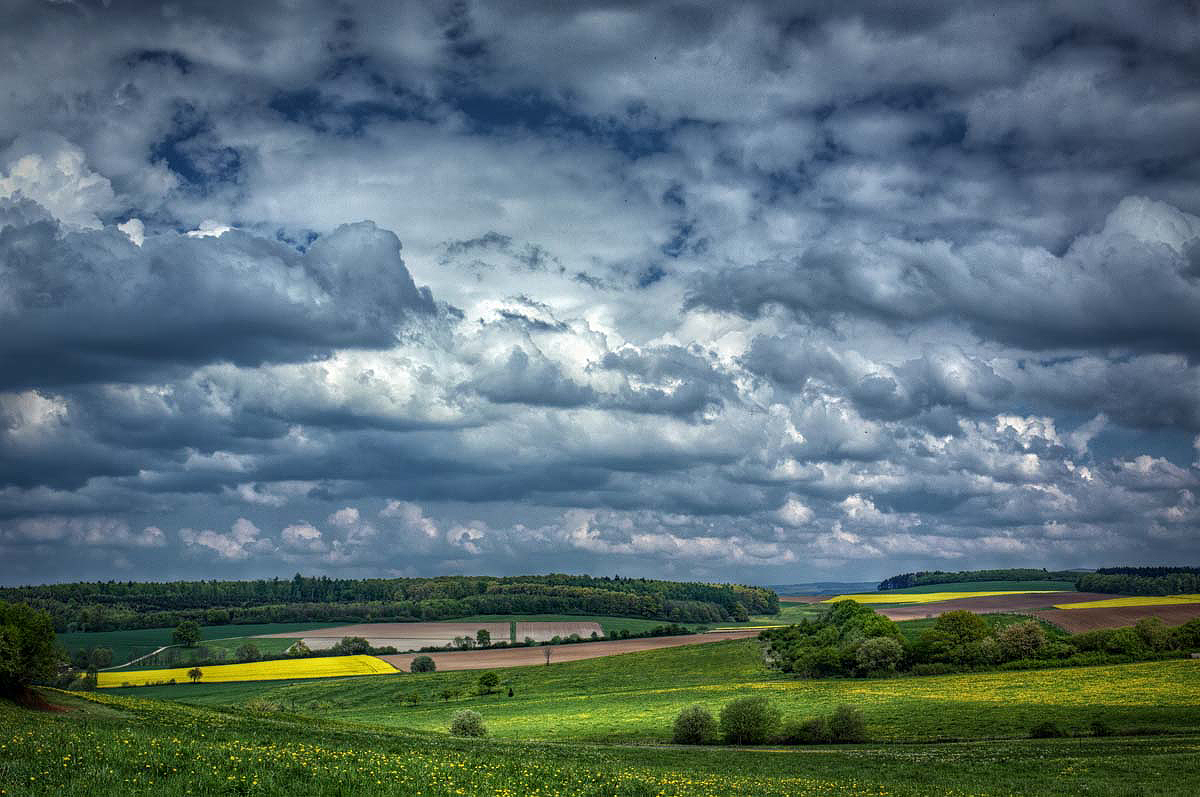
left=1054, top=594, right=1200, bottom=609
left=824, top=590, right=1065, bottom=604
left=514, top=621, right=603, bottom=641
left=1033, top=603, right=1200, bottom=632
left=378, top=630, right=760, bottom=671
left=97, top=654, right=398, bottom=687
left=253, top=621, right=512, bottom=639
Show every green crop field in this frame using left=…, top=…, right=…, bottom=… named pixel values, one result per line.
left=879, top=580, right=1079, bottom=594
left=893, top=613, right=1067, bottom=642
left=55, top=622, right=343, bottom=666
left=5, top=687, right=1200, bottom=797
left=113, top=637, right=1200, bottom=745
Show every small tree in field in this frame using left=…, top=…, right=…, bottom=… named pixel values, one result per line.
left=544, top=646, right=552, bottom=665
left=187, top=667, right=203, bottom=684
left=476, top=629, right=491, bottom=647
left=449, top=709, right=486, bottom=737
left=173, top=621, right=201, bottom=648
left=235, top=643, right=261, bottom=663
left=410, top=655, right=436, bottom=673
left=719, top=696, right=780, bottom=745
left=478, top=671, right=500, bottom=694
left=672, top=705, right=715, bottom=744
left=829, top=704, right=868, bottom=742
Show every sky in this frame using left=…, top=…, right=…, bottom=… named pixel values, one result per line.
left=1, top=0, right=1199, bottom=587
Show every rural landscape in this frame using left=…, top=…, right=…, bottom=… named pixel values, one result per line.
left=2, top=567, right=1200, bottom=795
left=3, top=1, right=1200, bottom=795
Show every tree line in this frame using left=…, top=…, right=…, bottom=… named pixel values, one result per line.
left=876, top=568, right=1081, bottom=591
left=1075, top=569, right=1200, bottom=596
left=1, top=573, right=777, bottom=632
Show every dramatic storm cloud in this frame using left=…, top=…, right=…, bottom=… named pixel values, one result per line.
left=2, top=0, right=1198, bottom=585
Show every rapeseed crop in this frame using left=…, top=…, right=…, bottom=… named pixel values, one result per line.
left=1054, top=594, right=1200, bottom=609
left=823, top=591, right=1059, bottom=605
left=97, top=654, right=397, bottom=687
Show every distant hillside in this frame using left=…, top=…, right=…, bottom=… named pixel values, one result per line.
left=1, top=573, right=778, bottom=632
left=1077, top=567, right=1200, bottom=596
left=876, top=569, right=1087, bottom=591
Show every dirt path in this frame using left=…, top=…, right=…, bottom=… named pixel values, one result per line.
left=376, top=630, right=760, bottom=672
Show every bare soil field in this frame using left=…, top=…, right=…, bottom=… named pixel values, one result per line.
left=515, top=621, right=603, bottom=642
left=1031, top=604, right=1200, bottom=632
left=377, top=630, right=759, bottom=672
left=255, top=622, right=511, bottom=640
left=876, top=592, right=1117, bottom=621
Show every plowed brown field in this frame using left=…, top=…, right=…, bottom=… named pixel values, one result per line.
left=377, top=630, right=759, bottom=672
left=875, top=592, right=1116, bottom=621
left=1032, top=604, right=1200, bottom=632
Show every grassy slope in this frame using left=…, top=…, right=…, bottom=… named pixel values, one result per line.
left=115, top=637, right=1200, bottom=745
left=5, top=689, right=1200, bottom=797
left=879, top=580, right=1078, bottom=594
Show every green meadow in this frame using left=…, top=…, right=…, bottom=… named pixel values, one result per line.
left=56, top=622, right=343, bottom=666
left=111, top=637, right=1200, bottom=744
left=5, top=687, right=1200, bottom=797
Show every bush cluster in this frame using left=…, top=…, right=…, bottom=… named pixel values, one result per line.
left=449, top=710, right=487, bottom=737
left=763, top=602, right=1200, bottom=678
left=672, top=699, right=867, bottom=746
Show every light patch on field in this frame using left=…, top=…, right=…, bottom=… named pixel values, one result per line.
left=1054, top=594, right=1200, bottom=609
left=824, top=591, right=1061, bottom=604
left=514, top=621, right=603, bottom=642
left=96, top=654, right=397, bottom=687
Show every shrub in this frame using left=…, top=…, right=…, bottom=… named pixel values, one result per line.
left=172, top=621, right=201, bottom=648
left=1134, top=617, right=1170, bottom=651
left=449, top=709, right=487, bottom=737
left=672, top=705, right=715, bottom=744
left=235, top=643, right=261, bottom=663
left=478, top=671, right=500, bottom=694
left=855, top=636, right=904, bottom=674
left=719, top=696, right=781, bottom=745
left=781, top=716, right=831, bottom=744
left=1172, top=618, right=1200, bottom=650
left=997, top=620, right=1048, bottom=660
left=410, top=655, right=436, bottom=673
left=829, top=704, right=868, bottom=742
left=330, top=636, right=371, bottom=655
left=1030, top=720, right=1067, bottom=738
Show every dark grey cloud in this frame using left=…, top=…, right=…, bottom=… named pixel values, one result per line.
left=0, top=210, right=433, bottom=388
left=1, top=0, right=1199, bottom=585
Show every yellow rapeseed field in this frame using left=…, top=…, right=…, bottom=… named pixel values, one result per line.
left=1054, top=594, right=1200, bottom=609
left=822, top=590, right=1060, bottom=604
left=97, top=654, right=398, bottom=688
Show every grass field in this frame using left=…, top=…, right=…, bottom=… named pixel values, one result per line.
left=893, top=612, right=1067, bottom=642
left=1055, top=595, right=1200, bottom=609
left=113, top=638, right=1200, bottom=744
left=880, top=580, right=1078, bottom=594
left=825, top=590, right=1062, bottom=605
left=6, top=689, right=1200, bottom=797
left=97, top=654, right=398, bottom=687
left=56, top=622, right=343, bottom=665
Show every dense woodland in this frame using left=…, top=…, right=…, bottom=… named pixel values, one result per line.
left=1076, top=568, right=1200, bottom=596
left=0, top=574, right=777, bottom=632
left=876, top=569, right=1081, bottom=591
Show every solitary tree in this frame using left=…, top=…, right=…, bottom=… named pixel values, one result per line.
left=673, top=705, right=716, bottom=744
left=410, top=655, right=436, bottom=673
left=478, top=671, right=500, bottom=694
left=0, top=601, right=61, bottom=697
left=719, top=696, right=781, bottom=745
left=449, top=709, right=487, bottom=737
left=187, top=667, right=203, bottom=684
left=476, top=629, right=491, bottom=647
left=173, top=621, right=202, bottom=648
left=88, top=647, right=114, bottom=672
left=235, top=643, right=261, bottom=663
left=544, top=646, right=552, bottom=665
